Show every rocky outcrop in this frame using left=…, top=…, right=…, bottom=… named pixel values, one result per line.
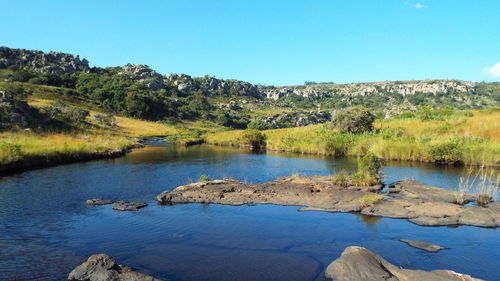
left=156, top=177, right=500, bottom=227
left=399, top=239, right=445, bottom=252
left=325, top=246, right=482, bottom=281
left=86, top=199, right=113, bottom=205
left=112, top=201, right=148, bottom=211
left=0, top=91, right=46, bottom=130
left=117, top=64, right=164, bottom=90
left=0, top=46, right=89, bottom=75
left=262, top=80, right=476, bottom=100
left=68, top=254, right=163, bottom=281
left=86, top=199, right=147, bottom=211
left=260, top=110, right=331, bottom=128
left=165, top=75, right=262, bottom=98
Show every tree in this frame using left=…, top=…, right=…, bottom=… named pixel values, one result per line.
left=331, top=106, right=375, bottom=134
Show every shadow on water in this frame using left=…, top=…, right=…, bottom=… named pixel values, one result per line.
left=0, top=141, right=499, bottom=281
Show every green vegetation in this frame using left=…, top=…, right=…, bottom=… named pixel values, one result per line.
left=330, top=153, right=383, bottom=186
left=206, top=109, right=500, bottom=166
left=359, top=193, right=384, bottom=207
left=239, top=129, right=267, bottom=150
left=198, top=174, right=211, bottom=182
left=331, top=106, right=375, bottom=134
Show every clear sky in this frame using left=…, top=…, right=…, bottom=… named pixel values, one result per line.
left=1, top=0, right=499, bottom=85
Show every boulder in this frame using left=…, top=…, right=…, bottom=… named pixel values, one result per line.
left=68, top=254, right=163, bottom=281
left=399, top=239, right=445, bottom=252
left=325, top=246, right=483, bottom=281
left=112, top=201, right=148, bottom=211
left=86, top=199, right=113, bottom=205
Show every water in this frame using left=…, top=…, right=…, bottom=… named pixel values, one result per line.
left=0, top=141, right=499, bottom=281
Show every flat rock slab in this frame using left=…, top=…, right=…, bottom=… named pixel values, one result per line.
left=68, top=254, right=164, bottom=281
left=156, top=177, right=500, bottom=228
left=86, top=199, right=113, bottom=205
left=112, top=201, right=148, bottom=211
left=325, top=246, right=483, bottom=281
left=399, top=239, right=444, bottom=252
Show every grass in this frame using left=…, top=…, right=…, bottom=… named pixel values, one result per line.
left=0, top=98, right=187, bottom=171
left=205, top=109, right=500, bottom=166
left=359, top=193, right=384, bottom=207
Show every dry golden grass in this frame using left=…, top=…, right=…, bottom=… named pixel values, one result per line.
left=205, top=110, right=500, bottom=166
left=1, top=98, right=187, bottom=167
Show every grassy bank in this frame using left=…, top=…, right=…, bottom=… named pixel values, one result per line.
left=0, top=98, right=185, bottom=173
left=205, top=109, right=500, bottom=166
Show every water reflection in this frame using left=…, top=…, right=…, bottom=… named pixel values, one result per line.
left=0, top=141, right=498, bottom=281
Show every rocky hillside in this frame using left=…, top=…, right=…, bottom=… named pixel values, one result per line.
left=0, top=47, right=90, bottom=75
left=0, top=46, right=498, bottom=129
left=263, top=80, right=475, bottom=99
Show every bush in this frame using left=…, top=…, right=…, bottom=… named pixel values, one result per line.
left=94, top=113, right=117, bottom=127
left=0, top=141, right=22, bottom=164
left=331, top=106, right=375, bottom=134
left=426, top=139, right=463, bottom=163
left=359, top=193, right=384, bottom=207
left=239, top=129, right=266, bottom=150
left=49, top=100, right=89, bottom=124
left=357, top=152, right=383, bottom=178
left=247, top=120, right=274, bottom=130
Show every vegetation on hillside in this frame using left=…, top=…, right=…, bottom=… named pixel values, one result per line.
left=205, top=108, right=500, bottom=166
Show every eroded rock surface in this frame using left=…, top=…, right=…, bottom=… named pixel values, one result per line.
left=325, top=246, right=483, bottom=281
left=399, top=239, right=444, bottom=252
left=86, top=199, right=113, bottom=205
left=112, top=201, right=148, bottom=211
left=156, top=177, right=500, bottom=227
left=68, top=254, right=163, bottom=281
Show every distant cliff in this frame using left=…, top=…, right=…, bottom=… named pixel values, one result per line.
left=262, top=80, right=475, bottom=100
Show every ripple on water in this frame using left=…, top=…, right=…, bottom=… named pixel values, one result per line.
left=0, top=142, right=499, bottom=281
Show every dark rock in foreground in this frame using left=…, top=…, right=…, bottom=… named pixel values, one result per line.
left=325, top=246, right=483, bottom=281
left=155, top=177, right=500, bottom=227
left=86, top=199, right=113, bottom=205
left=400, top=239, right=444, bottom=252
left=112, top=201, right=148, bottom=211
left=68, top=254, right=163, bottom=281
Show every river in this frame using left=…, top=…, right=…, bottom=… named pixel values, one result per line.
left=0, top=140, right=498, bottom=281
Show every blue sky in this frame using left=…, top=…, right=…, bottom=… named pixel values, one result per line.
left=1, top=0, right=499, bottom=85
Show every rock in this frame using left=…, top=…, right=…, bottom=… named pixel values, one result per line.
left=399, top=239, right=445, bottom=252
left=68, top=254, right=163, bottom=281
left=112, top=201, right=147, bottom=211
left=386, top=179, right=476, bottom=203
left=156, top=177, right=500, bottom=228
left=86, top=199, right=113, bottom=205
left=325, top=246, right=483, bottom=281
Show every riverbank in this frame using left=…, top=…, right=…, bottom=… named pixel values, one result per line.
left=203, top=109, right=500, bottom=166
left=0, top=102, right=185, bottom=174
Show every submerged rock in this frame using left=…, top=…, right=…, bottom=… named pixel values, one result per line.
left=112, top=201, right=148, bottom=211
left=325, top=246, right=483, bottom=281
left=86, top=199, right=113, bottom=205
left=399, top=239, right=445, bottom=252
left=68, top=254, right=163, bottom=281
left=156, top=177, right=500, bottom=227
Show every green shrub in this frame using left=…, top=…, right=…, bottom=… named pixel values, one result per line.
left=331, top=106, right=375, bottom=134
left=359, top=193, right=384, bottom=207
left=94, top=113, right=117, bottom=127
left=330, top=170, right=351, bottom=186
left=247, top=120, right=274, bottom=130
left=426, top=139, right=463, bottom=163
left=198, top=174, right=211, bottom=182
left=0, top=141, right=22, bottom=164
left=239, top=129, right=266, bottom=150
left=357, top=152, right=383, bottom=177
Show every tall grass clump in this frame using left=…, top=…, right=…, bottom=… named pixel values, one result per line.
left=330, top=153, right=383, bottom=187
left=475, top=167, right=499, bottom=206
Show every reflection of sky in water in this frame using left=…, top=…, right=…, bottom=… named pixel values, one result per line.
left=0, top=142, right=498, bottom=281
